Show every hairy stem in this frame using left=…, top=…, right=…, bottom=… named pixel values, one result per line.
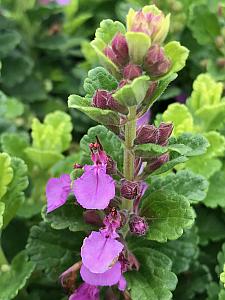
left=122, top=106, right=137, bottom=210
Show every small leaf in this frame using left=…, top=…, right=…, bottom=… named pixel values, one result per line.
left=0, top=251, right=35, bottom=300
left=0, top=153, right=13, bottom=200
left=149, top=170, right=208, bottom=204
left=0, top=202, right=5, bottom=229
left=141, top=190, right=195, bottom=242
left=68, top=95, right=120, bottom=126
left=1, top=157, right=28, bottom=228
left=164, top=41, right=189, bottom=76
left=26, top=222, right=84, bottom=281
left=42, top=199, right=91, bottom=232
left=80, top=125, right=123, bottom=170
left=126, top=247, right=177, bottom=300
left=135, top=143, right=167, bottom=157
left=204, top=131, right=225, bottom=158
left=1, top=132, right=29, bottom=161
left=151, top=155, right=188, bottom=175
left=204, top=170, right=225, bottom=208
left=126, top=32, right=151, bottom=64
left=162, top=103, right=194, bottom=136
left=113, top=76, right=150, bottom=106
left=0, top=30, right=21, bottom=59
left=83, top=67, right=118, bottom=98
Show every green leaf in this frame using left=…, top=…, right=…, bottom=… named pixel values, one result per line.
left=170, top=132, right=209, bottom=157
left=125, top=32, right=151, bottom=64
left=0, top=30, right=21, bottom=59
left=80, top=125, right=123, bottom=170
left=1, top=157, right=28, bottom=228
left=196, top=206, right=225, bottom=245
left=135, top=143, right=168, bottom=158
left=149, top=170, right=208, bottom=204
left=0, top=251, right=35, bottom=300
left=42, top=199, right=91, bottom=232
left=0, top=202, right=5, bottom=229
left=26, top=222, right=84, bottom=281
left=68, top=95, right=120, bottom=126
left=151, top=155, right=188, bottom=175
left=1, top=132, right=29, bottom=161
left=113, top=76, right=150, bottom=106
left=164, top=41, right=189, bottom=76
left=141, top=190, right=195, bottom=242
left=188, top=4, right=220, bottom=45
left=204, top=170, right=225, bottom=208
left=141, top=73, right=177, bottom=113
left=91, top=19, right=126, bottom=78
left=83, top=67, right=118, bottom=98
left=151, top=226, right=199, bottom=274
left=0, top=153, right=13, bottom=200
left=173, top=263, right=212, bottom=300
left=162, top=103, right=194, bottom=136
left=126, top=247, right=177, bottom=300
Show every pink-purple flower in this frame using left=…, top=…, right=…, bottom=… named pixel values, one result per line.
left=69, top=283, right=99, bottom=300
left=46, top=174, right=71, bottom=213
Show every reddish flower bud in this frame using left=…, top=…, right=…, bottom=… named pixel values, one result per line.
left=120, top=179, right=141, bottom=200
left=136, top=124, right=159, bottom=144
left=111, top=33, right=129, bottom=66
left=104, top=46, right=121, bottom=66
left=158, top=122, right=173, bottom=146
left=83, top=210, right=103, bottom=226
left=106, top=155, right=117, bottom=175
left=148, top=153, right=169, bottom=172
left=123, top=63, right=142, bottom=80
left=129, top=215, right=149, bottom=236
left=145, top=81, right=158, bottom=100
left=145, top=44, right=171, bottom=76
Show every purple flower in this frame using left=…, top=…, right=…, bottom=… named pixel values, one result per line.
left=69, top=283, right=99, bottom=300
left=101, top=208, right=121, bottom=238
left=73, top=142, right=115, bottom=210
left=80, top=262, right=123, bottom=287
left=129, top=215, right=149, bottom=236
left=136, top=110, right=151, bottom=128
left=46, top=174, right=71, bottom=213
left=81, top=231, right=123, bottom=274
left=118, top=275, right=127, bottom=291
left=73, top=165, right=115, bottom=209
left=39, top=0, right=70, bottom=5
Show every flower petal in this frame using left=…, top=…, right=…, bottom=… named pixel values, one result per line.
left=46, top=174, right=71, bottom=213
left=69, top=283, right=99, bottom=300
left=80, top=262, right=122, bottom=287
left=81, top=231, right=123, bottom=274
left=74, top=166, right=115, bottom=209
left=118, top=275, right=127, bottom=291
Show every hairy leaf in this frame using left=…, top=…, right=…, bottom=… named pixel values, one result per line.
left=204, top=170, right=225, bottom=208
left=0, top=153, right=13, bottom=199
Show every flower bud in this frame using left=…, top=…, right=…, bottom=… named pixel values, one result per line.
left=83, top=210, right=103, bottom=226
left=144, top=44, right=171, bottom=77
left=106, top=155, right=117, bottom=175
left=120, top=179, right=141, bottom=200
left=123, top=63, right=142, bottom=80
left=104, top=46, right=121, bottom=67
left=145, top=81, right=158, bottom=100
left=136, top=124, right=158, bottom=144
left=111, top=33, right=129, bottom=66
left=127, top=5, right=170, bottom=44
left=158, top=122, right=173, bottom=146
left=129, top=215, right=148, bottom=236
left=148, top=153, right=169, bottom=172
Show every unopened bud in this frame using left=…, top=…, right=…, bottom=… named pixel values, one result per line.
left=129, top=215, right=148, bottom=236
left=83, top=210, right=103, bottom=226
left=123, top=63, right=142, bottom=80
left=106, top=155, right=117, bottom=175
left=111, top=33, right=129, bottom=66
left=145, top=81, right=158, bottom=100
left=158, top=122, right=173, bottom=146
left=145, top=45, right=171, bottom=77
left=104, top=46, right=121, bottom=66
left=136, top=124, right=158, bottom=144
left=148, top=153, right=169, bottom=172
left=217, top=57, right=225, bottom=69
left=121, top=179, right=141, bottom=200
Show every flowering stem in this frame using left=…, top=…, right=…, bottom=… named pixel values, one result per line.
left=122, top=105, right=137, bottom=210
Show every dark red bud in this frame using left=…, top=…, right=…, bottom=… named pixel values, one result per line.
left=106, top=155, right=117, bottom=175
left=121, top=179, right=141, bottom=200
left=123, top=63, right=142, bottom=80
left=73, top=163, right=83, bottom=169
left=104, top=46, right=121, bottom=66
left=111, top=33, right=129, bottom=66
left=118, top=79, right=129, bottom=88
left=145, top=81, right=158, bottom=100
left=136, top=124, right=159, bottom=144
left=158, top=122, right=173, bottom=146
left=148, top=153, right=169, bottom=172
left=145, top=44, right=171, bottom=76
left=129, top=215, right=149, bottom=236
left=83, top=210, right=103, bottom=227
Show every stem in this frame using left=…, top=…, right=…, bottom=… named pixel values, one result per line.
left=122, top=106, right=137, bottom=210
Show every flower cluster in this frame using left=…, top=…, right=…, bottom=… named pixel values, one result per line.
left=45, top=5, right=175, bottom=299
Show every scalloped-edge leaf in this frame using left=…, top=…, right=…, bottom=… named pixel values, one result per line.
left=151, top=155, right=188, bottom=175
left=141, top=190, right=195, bottom=242
left=68, top=95, right=120, bottom=126
left=113, top=76, right=150, bottom=106
left=83, top=67, right=118, bottom=98
left=204, top=170, right=225, bottom=208
left=0, top=251, right=35, bottom=300
left=126, top=247, right=177, bottom=300
left=0, top=153, right=13, bottom=199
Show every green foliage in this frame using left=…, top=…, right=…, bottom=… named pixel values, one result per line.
left=204, top=170, right=225, bottom=208
left=141, top=190, right=195, bottom=242
left=126, top=247, right=177, bottom=300
left=0, top=202, right=5, bottom=229
left=0, top=153, right=13, bottom=199
left=0, top=251, right=35, bottom=300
